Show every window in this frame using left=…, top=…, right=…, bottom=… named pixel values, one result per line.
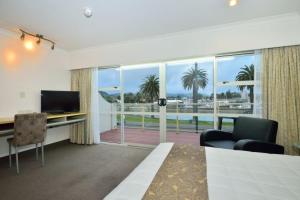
left=123, top=64, right=160, bottom=113
left=166, top=58, right=214, bottom=115
left=97, top=51, right=262, bottom=145
left=98, top=68, right=120, bottom=89
left=215, top=52, right=261, bottom=119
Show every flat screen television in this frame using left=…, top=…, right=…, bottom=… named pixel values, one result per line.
left=41, top=90, right=80, bottom=114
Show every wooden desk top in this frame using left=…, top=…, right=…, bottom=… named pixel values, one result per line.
left=0, top=112, right=86, bottom=125
left=0, top=117, right=13, bottom=125
left=47, top=112, right=86, bottom=119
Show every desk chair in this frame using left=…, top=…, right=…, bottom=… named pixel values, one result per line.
left=7, top=113, right=47, bottom=174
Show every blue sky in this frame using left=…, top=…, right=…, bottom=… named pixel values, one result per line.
left=166, top=61, right=213, bottom=95
left=123, top=66, right=159, bottom=93
left=99, top=54, right=256, bottom=95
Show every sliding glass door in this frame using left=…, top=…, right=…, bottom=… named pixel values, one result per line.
left=98, top=51, right=261, bottom=146
left=165, top=58, right=214, bottom=145
left=99, top=67, right=122, bottom=144
left=122, top=64, right=161, bottom=146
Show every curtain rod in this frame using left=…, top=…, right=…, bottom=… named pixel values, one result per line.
left=216, top=50, right=256, bottom=58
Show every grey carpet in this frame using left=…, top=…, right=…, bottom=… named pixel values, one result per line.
left=0, top=141, right=151, bottom=200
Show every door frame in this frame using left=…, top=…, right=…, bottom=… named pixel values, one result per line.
left=159, top=63, right=167, bottom=143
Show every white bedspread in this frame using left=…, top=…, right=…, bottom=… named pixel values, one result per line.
left=105, top=143, right=300, bottom=200
left=206, top=147, right=300, bottom=200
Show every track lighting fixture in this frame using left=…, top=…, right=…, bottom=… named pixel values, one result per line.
left=20, top=32, right=25, bottom=40
left=36, top=34, right=43, bottom=44
left=19, top=29, right=55, bottom=50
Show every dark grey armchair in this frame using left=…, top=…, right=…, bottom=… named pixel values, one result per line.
left=200, top=117, right=284, bottom=154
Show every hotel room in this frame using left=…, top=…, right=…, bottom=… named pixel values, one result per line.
left=0, top=0, right=300, bottom=199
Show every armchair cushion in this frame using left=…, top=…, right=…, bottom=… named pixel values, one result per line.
left=205, top=140, right=235, bottom=150
left=200, top=129, right=234, bottom=146
left=234, top=139, right=284, bottom=154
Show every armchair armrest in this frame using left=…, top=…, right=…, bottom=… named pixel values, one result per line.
left=234, top=139, right=284, bottom=154
left=200, top=129, right=233, bottom=146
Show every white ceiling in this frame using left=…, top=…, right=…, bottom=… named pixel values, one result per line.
left=0, top=0, right=299, bottom=50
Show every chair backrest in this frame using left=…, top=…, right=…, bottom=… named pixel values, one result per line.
left=13, top=113, right=47, bottom=146
left=233, top=117, right=278, bottom=143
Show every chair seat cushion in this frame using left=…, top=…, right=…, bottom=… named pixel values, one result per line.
left=205, top=140, right=235, bottom=149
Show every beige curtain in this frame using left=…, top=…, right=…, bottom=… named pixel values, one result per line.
left=70, top=68, right=94, bottom=144
left=262, top=45, right=300, bottom=155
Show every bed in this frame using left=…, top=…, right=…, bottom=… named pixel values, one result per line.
left=104, top=143, right=300, bottom=200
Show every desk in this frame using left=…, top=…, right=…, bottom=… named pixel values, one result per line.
left=0, top=112, right=87, bottom=144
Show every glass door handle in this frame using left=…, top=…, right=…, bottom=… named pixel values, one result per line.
left=158, top=98, right=167, bottom=106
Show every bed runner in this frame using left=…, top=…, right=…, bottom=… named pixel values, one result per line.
left=143, top=144, right=208, bottom=200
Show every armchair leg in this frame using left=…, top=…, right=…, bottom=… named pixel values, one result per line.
left=35, top=143, right=39, bottom=160
left=8, top=142, right=12, bottom=168
left=15, top=146, right=19, bottom=174
left=41, top=142, right=45, bottom=167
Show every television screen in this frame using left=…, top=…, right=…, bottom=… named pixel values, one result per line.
left=41, top=90, right=80, bottom=114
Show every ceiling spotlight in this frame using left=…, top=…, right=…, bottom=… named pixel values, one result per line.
left=51, top=43, right=55, bottom=50
left=229, top=0, right=239, bottom=7
left=24, top=40, right=34, bottom=51
left=83, top=7, right=93, bottom=18
left=36, top=34, right=43, bottom=44
left=20, top=32, right=25, bottom=40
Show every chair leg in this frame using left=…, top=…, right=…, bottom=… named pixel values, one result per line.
left=41, top=142, right=45, bottom=167
left=35, top=143, right=39, bottom=160
left=8, top=142, right=12, bottom=168
left=15, top=146, right=19, bottom=174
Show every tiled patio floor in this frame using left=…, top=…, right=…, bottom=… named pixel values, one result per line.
left=100, top=128, right=200, bottom=146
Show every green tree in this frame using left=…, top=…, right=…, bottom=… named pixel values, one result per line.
left=235, top=64, right=254, bottom=110
left=140, top=75, right=159, bottom=116
left=182, top=63, right=208, bottom=133
left=226, top=90, right=232, bottom=99
left=135, top=92, right=143, bottom=103
left=124, top=92, right=137, bottom=103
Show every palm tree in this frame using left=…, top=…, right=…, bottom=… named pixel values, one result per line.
left=182, top=63, right=208, bottom=133
left=140, top=75, right=159, bottom=116
left=235, top=64, right=254, bottom=110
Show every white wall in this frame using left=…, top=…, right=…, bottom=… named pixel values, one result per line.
left=69, top=13, right=300, bottom=68
left=0, top=29, right=70, bottom=157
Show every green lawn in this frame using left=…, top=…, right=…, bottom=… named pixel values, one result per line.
left=117, top=114, right=233, bottom=126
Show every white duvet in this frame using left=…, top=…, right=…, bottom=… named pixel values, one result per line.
left=105, top=143, right=300, bottom=200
